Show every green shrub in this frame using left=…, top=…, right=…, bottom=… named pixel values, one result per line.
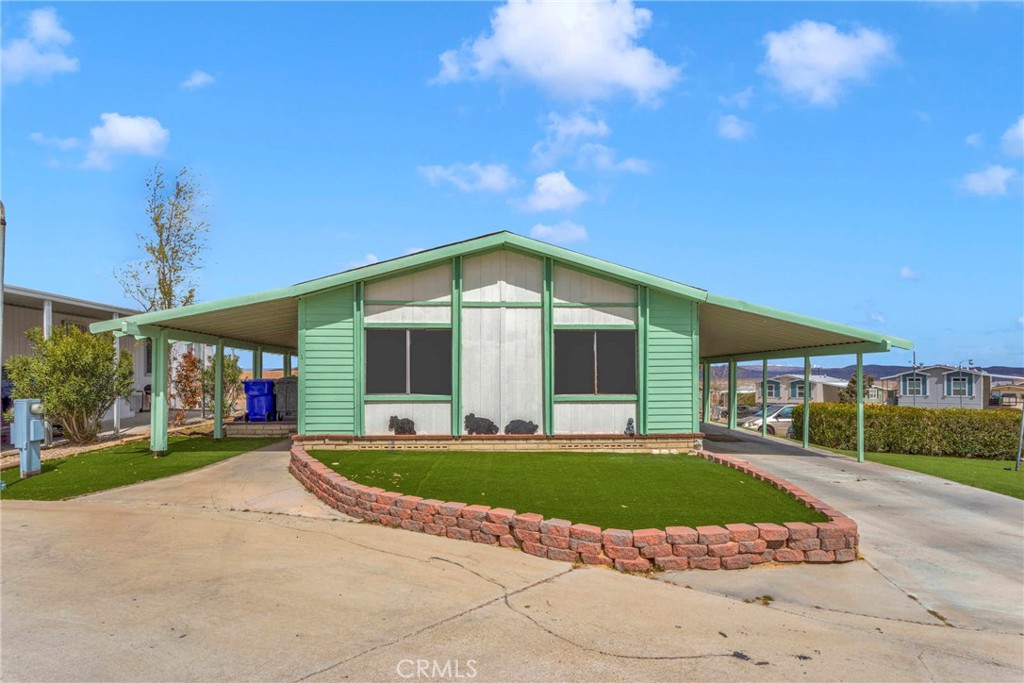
left=791, top=403, right=1020, bottom=459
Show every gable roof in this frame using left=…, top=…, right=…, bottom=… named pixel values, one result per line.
left=90, top=231, right=913, bottom=359
left=879, top=364, right=984, bottom=380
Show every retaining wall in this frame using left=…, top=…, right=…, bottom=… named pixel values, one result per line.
left=293, top=433, right=702, bottom=454
left=289, top=443, right=858, bottom=572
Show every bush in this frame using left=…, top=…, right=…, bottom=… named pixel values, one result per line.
left=791, top=403, right=1021, bottom=459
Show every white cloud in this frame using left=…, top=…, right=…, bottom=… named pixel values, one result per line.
left=577, top=143, right=649, bottom=173
left=959, top=164, right=1018, bottom=196
left=433, top=0, right=679, bottom=104
left=1, top=7, right=79, bottom=85
left=29, top=131, right=79, bottom=150
left=522, top=171, right=588, bottom=212
left=346, top=253, right=379, bottom=269
left=717, top=114, right=755, bottom=141
left=81, top=113, right=170, bottom=170
left=965, top=132, right=983, bottom=148
left=1002, top=115, right=1024, bottom=157
left=530, top=220, right=588, bottom=245
left=761, top=20, right=895, bottom=106
left=181, top=70, right=215, bottom=89
left=898, top=266, right=919, bottom=280
left=418, top=162, right=518, bottom=193
left=718, top=86, right=754, bottom=109
left=868, top=311, right=886, bottom=325
left=531, top=112, right=610, bottom=166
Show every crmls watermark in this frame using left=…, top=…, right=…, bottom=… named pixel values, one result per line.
left=396, top=659, right=478, bottom=679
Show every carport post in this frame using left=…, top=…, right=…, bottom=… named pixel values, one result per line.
left=727, top=360, right=737, bottom=430
left=150, top=328, right=169, bottom=455
left=761, top=359, right=768, bottom=438
left=213, top=339, right=224, bottom=440
left=802, top=357, right=811, bottom=449
left=283, top=354, right=292, bottom=377
left=253, top=347, right=262, bottom=379
left=701, top=361, right=711, bottom=423
left=856, top=353, right=865, bottom=463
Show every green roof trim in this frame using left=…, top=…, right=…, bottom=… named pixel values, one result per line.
left=89, top=231, right=912, bottom=358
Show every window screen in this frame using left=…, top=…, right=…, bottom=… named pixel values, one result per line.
left=410, top=329, right=452, bottom=394
left=365, top=329, right=407, bottom=394
left=554, top=331, right=595, bottom=394
left=555, top=329, right=636, bottom=395
left=596, top=330, right=636, bottom=394
left=365, top=328, right=452, bottom=395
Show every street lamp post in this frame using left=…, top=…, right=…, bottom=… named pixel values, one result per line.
left=956, top=359, right=974, bottom=409
left=1, top=201, right=6, bottom=448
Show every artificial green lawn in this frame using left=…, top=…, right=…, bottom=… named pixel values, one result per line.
left=828, top=448, right=1024, bottom=500
left=1, top=436, right=279, bottom=501
left=310, top=450, right=827, bottom=529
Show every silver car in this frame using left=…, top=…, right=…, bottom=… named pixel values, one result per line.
left=739, top=404, right=795, bottom=436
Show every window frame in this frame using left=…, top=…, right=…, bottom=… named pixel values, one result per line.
left=903, top=375, right=924, bottom=396
left=553, top=329, right=637, bottom=397
left=364, top=327, right=452, bottom=397
left=765, top=381, right=781, bottom=399
left=790, top=381, right=805, bottom=399
left=949, top=375, right=969, bottom=397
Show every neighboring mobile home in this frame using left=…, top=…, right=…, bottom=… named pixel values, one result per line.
left=90, top=232, right=913, bottom=453
left=754, top=374, right=891, bottom=405
left=880, top=365, right=991, bottom=410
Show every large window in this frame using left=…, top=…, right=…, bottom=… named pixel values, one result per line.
left=903, top=376, right=924, bottom=396
left=949, top=375, right=970, bottom=397
left=554, top=330, right=636, bottom=395
left=365, top=329, right=452, bottom=395
left=765, top=381, right=780, bottom=399
left=790, top=381, right=805, bottom=399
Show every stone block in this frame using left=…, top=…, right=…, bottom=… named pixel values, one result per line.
left=672, top=544, right=708, bottom=558
left=665, top=526, right=699, bottom=545
left=834, top=548, right=856, bottom=562
left=721, top=554, right=752, bottom=570
left=784, top=522, right=817, bottom=540
left=486, top=508, right=516, bottom=524
left=522, top=541, right=547, bottom=557
left=499, top=534, right=518, bottom=548
left=788, top=537, right=821, bottom=552
left=512, top=513, right=544, bottom=532
left=580, top=554, right=614, bottom=567
left=707, top=542, right=739, bottom=558
left=755, top=523, right=789, bottom=542
left=640, top=543, right=673, bottom=559
left=461, top=504, right=491, bottom=520
left=540, top=534, right=570, bottom=550
left=614, top=558, right=652, bottom=572
left=605, top=545, right=640, bottom=560
left=725, top=524, right=759, bottom=542
left=446, top=527, right=472, bottom=541
left=569, top=524, right=603, bottom=542
left=399, top=520, right=424, bottom=533
left=738, top=539, right=767, bottom=554
left=689, top=556, right=721, bottom=570
left=547, top=548, right=578, bottom=563
left=774, top=548, right=804, bottom=563
left=821, top=537, right=847, bottom=551
left=601, top=528, right=633, bottom=547
left=513, top=528, right=541, bottom=544
left=416, top=499, right=444, bottom=516
left=472, top=530, right=498, bottom=545
left=569, top=539, right=602, bottom=555
left=632, top=528, right=667, bottom=548
left=424, top=523, right=446, bottom=536
left=805, top=549, right=835, bottom=563
left=696, top=525, right=730, bottom=545
left=481, top=521, right=511, bottom=537
left=396, top=495, right=423, bottom=510
left=540, top=519, right=572, bottom=537
left=439, top=502, right=467, bottom=517
left=654, top=556, right=689, bottom=571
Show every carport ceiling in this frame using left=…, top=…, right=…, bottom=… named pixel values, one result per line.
left=159, top=297, right=298, bottom=349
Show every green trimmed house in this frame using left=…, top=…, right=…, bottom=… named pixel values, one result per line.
left=90, top=232, right=912, bottom=455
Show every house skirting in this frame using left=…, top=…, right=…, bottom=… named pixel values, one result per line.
left=225, top=422, right=298, bottom=438
left=293, top=433, right=703, bottom=454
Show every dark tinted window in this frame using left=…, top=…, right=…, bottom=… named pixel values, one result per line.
left=365, top=329, right=406, bottom=394
left=410, top=329, right=452, bottom=395
left=596, top=330, right=636, bottom=394
left=554, top=330, right=595, bottom=394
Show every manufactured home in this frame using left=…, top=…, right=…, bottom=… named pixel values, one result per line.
left=90, top=232, right=913, bottom=454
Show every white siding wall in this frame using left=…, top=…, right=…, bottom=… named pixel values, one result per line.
left=463, top=251, right=543, bottom=303
left=553, top=266, right=636, bottom=304
left=553, top=306, right=636, bottom=326
left=364, top=402, right=451, bottom=435
left=554, top=402, right=636, bottom=434
left=364, top=304, right=451, bottom=325
left=365, top=263, right=451, bottom=303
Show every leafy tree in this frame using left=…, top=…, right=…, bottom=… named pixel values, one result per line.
left=6, top=326, right=134, bottom=444
left=170, top=349, right=203, bottom=426
left=201, top=352, right=243, bottom=416
left=116, top=165, right=208, bottom=312
left=838, top=374, right=875, bottom=403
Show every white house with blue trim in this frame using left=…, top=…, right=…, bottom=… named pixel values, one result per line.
left=880, top=365, right=991, bottom=410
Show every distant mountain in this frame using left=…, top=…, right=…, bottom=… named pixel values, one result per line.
left=733, top=364, right=1024, bottom=381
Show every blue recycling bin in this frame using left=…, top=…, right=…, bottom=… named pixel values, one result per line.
left=243, top=379, right=276, bottom=422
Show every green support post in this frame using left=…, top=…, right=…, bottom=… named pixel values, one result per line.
left=214, top=339, right=224, bottom=440
left=701, top=361, right=711, bottom=424
left=150, top=329, right=169, bottom=455
left=283, top=354, right=292, bottom=377
left=727, top=360, right=737, bottom=430
left=542, top=258, right=554, bottom=436
left=802, top=356, right=811, bottom=449
left=856, top=352, right=865, bottom=463
left=761, top=359, right=768, bottom=438
left=253, top=347, right=262, bottom=379
left=451, top=257, right=463, bottom=437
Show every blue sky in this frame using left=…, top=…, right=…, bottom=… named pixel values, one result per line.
left=2, top=1, right=1022, bottom=368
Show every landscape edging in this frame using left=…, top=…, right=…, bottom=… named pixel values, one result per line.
left=289, top=443, right=858, bottom=572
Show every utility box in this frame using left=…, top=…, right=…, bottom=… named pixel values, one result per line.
left=12, top=398, right=44, bottom=478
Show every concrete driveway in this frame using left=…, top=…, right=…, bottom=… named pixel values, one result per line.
left=2, top=441, right=1022, bottom=682
left=700, top=423, right=1024, bottom=633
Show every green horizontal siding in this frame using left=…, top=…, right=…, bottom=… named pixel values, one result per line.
left=299, top=286, right=357, bottom=435
left=644, top=290, right=696, bottom=433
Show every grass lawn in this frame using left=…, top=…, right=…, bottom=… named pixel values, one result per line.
left=825, top=447, right=1024, bottom=500
left=310, top=449, right=827, bottom=529
left=1, top=436, right=279, bottom=501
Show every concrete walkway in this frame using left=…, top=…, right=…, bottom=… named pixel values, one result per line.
left=2, top=440, right=1022, bottom=681
left=700, top=423, right=1024, bottom=633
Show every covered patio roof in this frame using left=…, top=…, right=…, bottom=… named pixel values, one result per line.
left=90, top=231, right=912, bottom=360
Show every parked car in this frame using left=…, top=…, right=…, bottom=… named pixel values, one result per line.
left=739, top=404, right=795, bottom=436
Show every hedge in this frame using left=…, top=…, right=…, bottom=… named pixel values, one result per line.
left=791, top=404, right=1021, bottom=459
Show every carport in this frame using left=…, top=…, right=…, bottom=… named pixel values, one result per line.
left=89, top=232, right=912, bottom=459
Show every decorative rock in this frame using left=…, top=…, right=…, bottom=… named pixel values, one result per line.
left=540, top=519, right=572, bottom=537
left=696, top=525, right=730, bottom=545
left=632, top=528, right=667, bottom=548
left=665, top=526, right=698, bottom=545
left=672, top=544, right=708, bottom=558
left=602, top=529, right=633, bottom=547
left=654, top=556, right=689, bottom=571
